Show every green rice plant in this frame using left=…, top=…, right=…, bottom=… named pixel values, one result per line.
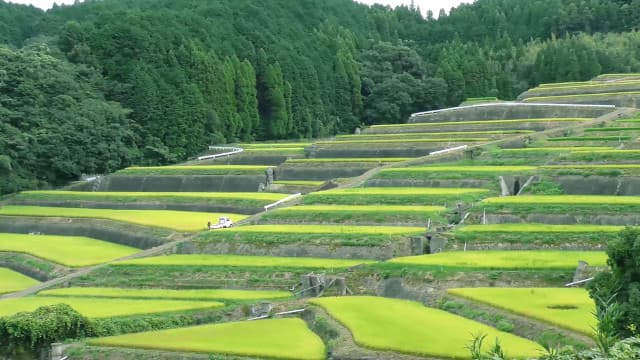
left=528, top=80, right=640, bottom=93
left=595, top=73, right=640, bottom=81
left=479, top=195, right=640, bottom=218
left=39, top=287, right=291, bottom=301
left=0, top=296, right=224, bottom=318
left=242, top=147, right=305, bottom=155
left=261, top=205, right=446, bottom=225
left=310, top=296, right=543, bottom=359
left=336, top=130, right=534, bottom=141
left=222, top=224, right=425, bottom=235
left=447, top=288, right=595, bottom=336
left=387, top=251, right=607, bottom=270
left=458, top=224, right=623, bottom=233
left=369, top=118, right=589, bottom=129
left=14, top=191, right=287, bottom=208
left=0, top=206, right=249, bottom=232
left=500, top=147, right=613, bottom=152
left=0, top=268, right=39, bottom=294
left=238, top=143, right=312, bottom=148
left=376, top=166, right=537, bottom=181
left=89, top=318, right=325, bottom=360
left=271, top=180, right=325, bottom=186
left=0, top=233, right=138, bottom=267
left=565, top=149, right=640, bottom=162
left=316, top=138, right=489, bottom=144
left=285, top=158, right=410, bottom=163
left=584, top=127, right=640, bottom=132
left=303, top=187, right=490, bottom=205
left=115, top=165, right=272, bottom=176
left=523, top=91, right=640, bottom=103
left=115, top=254, right=374, bottom=269
left=539, top=81, right=600, bottom=88
left=547, top=136, right=632, bottom=142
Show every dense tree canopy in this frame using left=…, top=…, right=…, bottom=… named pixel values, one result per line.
left=3, top=0, right=640, bottom=192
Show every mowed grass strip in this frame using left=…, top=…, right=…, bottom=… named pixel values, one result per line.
left=278, top=205, right=446, bottom=213
left=304, top=187, right=490, bottom=205
left=115, top=165, right=272, bottom=176
left=0, top=233, right=138, bottom=267
left=459, top=224, right=623, bottom=233
left=500, top=147, right=613, bottom=152
left=222, top=224, right=425, bottom=235
left=0, top=296, right=224, bottom=318
left=311, top=296, right=543, bottom=359
left=448, top=288, right=595, bottom=336
left=40, top=287, right=291, bottom=301
left=547, top=136, right=632, bottom=142
left=0, top=206, right=248, bottom=232
left=89, top=318, right=325, bottom=360
left=387, top=251, right=607, bottom=270
left=584, top=127, right=640, bottom=132
left=115, top=254, right=374, bottom=269
left=285, top=157, right=410, bottom=163
left=0, top=268, right=39, bottom=294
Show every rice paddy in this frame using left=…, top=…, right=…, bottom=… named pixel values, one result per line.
left=115, top=254, right=375, bottom=269
left=0, top=268, right=40, bottom=294
left=387, top=251, right=607, bottom=270
left=303, top=187, right=490, bottom=205
left=115, top=165, right=272, bottom=176
left=0, top=296, right=224, bottom=318
left=547, top=136, right=631, bottom=141
left=482, top=195, right=640, bottom=206
left=285, top=158, right=410, bottom=163
left=271, top=180, right=325, bottom=186
left=0, top=233, right=139, bottom=267
left=370, top=118, right=589, bottom=128
left=448, top=288, right=596, bottom=336
left=499, top=147, right=613, bottom=152
left=220, top=224, right=424, bottom=235
left=0, top=206, right=248, bottom=232
left=523, top=91, right=640, bottom=103
left=39, top=287, right=292, bottom=301
left=89, top=318, right=325, bottom=360
left=311, top=296, right=543, bottom=358
left=458, top=224, right=623, bottom=233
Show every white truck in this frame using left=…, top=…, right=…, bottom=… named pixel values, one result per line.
left=208, top=216, right=233, bottom=230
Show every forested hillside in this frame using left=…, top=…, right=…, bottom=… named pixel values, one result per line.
left=3, top=0, right=640, bottom=194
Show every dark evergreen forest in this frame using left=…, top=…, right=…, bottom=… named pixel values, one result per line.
left=3, top=0, right=640, bottom=193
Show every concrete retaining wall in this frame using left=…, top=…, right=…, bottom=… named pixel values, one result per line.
left=313, top=147, right=434, bottom=158
left=554, top=176, right=640, bottom=195
left=364, top=179, right=493, bottom=188
left=96, top=175, right=266, bottom=192
left=275, top=167, right=372, bottom=181
left=486, top=213, right=640, bottom=226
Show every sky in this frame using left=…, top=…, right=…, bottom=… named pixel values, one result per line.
left=10, top=0, right=474, bottom=16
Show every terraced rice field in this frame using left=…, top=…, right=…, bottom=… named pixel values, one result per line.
left=0, top=233, right=138, bottom=267
left=0, top=268, right=39, bottom=294
left=14, top=190, right=288, bottom=205
left=115, top=165, right=272, bottom=175
left=499, top=147, right=613, bottom=152
left=376, top=166, right=537, bottom=180
left=482, top=195, right=640, bottom=206
left=336, top=130, right=534, bottom=140
left=115, top=254, right=375, bottom=269
left=304, top=187, right=490, bottom=205
left=565, top=149, right=640, bottom=161
left=523, top=91, right=640, bottom=103
left=448, top=288, right=595, bottom=336
left=370, top=118, right=588, bottom=129
left=285, top=157, right=410, bottom=163
left=317, top=138, right=490, bottom=144
left=459, top=224, right=623, bottom=233
left=271, top=180, right=325, bottom=186
left=387, top=251, right=607, bottom=270
left=0, top=206, right=248, bottom=232
left=242, top=147, right=305, bottom=155
left=221, top=224, right=425, bottom=235
left=39, top=287, right=292, bottom=301
left=547, top=136, right=632, bottom=142
left=311, top=296, right=543, bottom=358
left=0, top=296, right=224, bottom=318
left=238, top=143, right=312, bottom=148
left=89, top=318, right=325, bottom=360
left=584, top=127, right=640, bottom=132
